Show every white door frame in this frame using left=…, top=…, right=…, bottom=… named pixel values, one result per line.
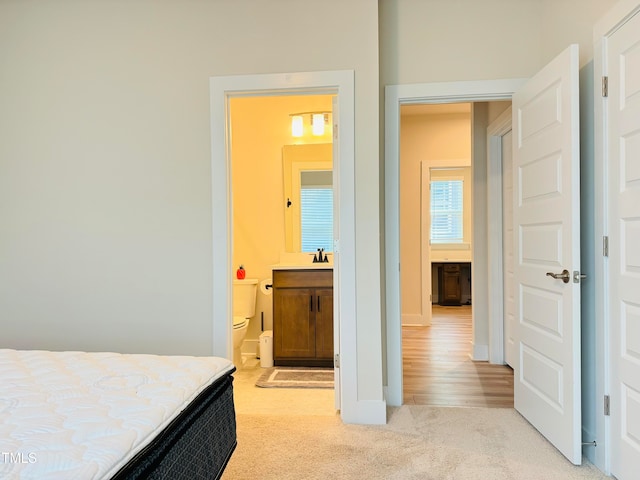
left=209, top=70, right=356, bottom=419
left=594, top=0, right=640, bottom=474
left=486, top=107, right=513, bottom=365
left=420, top=161, right=432, bottom=326
left=384, top=78, right=526, bottom=406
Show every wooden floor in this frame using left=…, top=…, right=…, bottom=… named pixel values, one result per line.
left=403, top=305, right=514, bottom=407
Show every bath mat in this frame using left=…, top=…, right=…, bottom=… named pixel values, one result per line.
left=255, top=367, right=334, bottom=389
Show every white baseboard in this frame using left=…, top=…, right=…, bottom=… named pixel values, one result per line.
left=342, top=399, right=387, bottom=425
left=470, top=342, right=489, bottom=361
left=402, top=313, right=427, bottom=326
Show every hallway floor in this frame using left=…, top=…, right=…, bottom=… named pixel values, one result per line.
left=403, top=305, right=514, bottom=407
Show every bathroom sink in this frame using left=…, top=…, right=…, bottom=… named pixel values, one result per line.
left=272, top=252, right=333, bottom=269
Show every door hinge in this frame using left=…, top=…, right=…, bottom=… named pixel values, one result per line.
left=604, top=395, right=610, bottom=416
left=603, top=236, right=609, bottom=257
left=602, top=76, right=609, bottom=97
left=334, top=353, right=340, bottom=368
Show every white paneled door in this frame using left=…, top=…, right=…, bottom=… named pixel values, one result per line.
left=608, top=10, right=640, bottom=480
left=512, top=44, right=583, bottom=465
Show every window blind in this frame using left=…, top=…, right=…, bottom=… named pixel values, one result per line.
left=430, top=180, right=463, bottom=243
left=300, top=187, right=333, bottom=252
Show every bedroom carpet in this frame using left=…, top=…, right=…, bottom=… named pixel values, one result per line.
left=255, top=367, right=334, bottom=389
left=222, top=406, right=608, bottom=480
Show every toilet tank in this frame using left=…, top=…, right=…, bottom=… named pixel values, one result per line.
left=233, top=279, right=258, bottom=318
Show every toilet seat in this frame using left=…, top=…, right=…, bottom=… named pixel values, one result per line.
left=233, top=316, right=248, bottom=329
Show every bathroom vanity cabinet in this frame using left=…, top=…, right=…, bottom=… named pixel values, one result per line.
left=272, top=269, right=333, bottom=367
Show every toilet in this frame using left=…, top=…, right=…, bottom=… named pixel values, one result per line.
left=232, top=278, right=258, bottom=368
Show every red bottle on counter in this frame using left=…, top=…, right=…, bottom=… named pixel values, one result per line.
left=236, top=265, right=246, bottom=280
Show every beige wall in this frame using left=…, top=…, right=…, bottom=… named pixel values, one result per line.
left=540, top=0, right=618, bottom=67
left=379, top=0, right=543, bottom=85
left=400, top=111, right=471, bottom=318
left=230, top=95, right=333, bottom=347
left=379, top=0, right=618, bottom=87
left=0, top=0, right=380, bottom=360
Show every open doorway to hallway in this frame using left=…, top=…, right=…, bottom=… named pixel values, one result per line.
left=399, top=101, right=513, bottom=407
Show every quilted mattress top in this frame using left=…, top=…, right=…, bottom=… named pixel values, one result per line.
left=0, top=349, right=234, bottom=479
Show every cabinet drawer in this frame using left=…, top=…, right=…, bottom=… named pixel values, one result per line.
left=443, top=264, right=461, bottom=273
left=273, top=269, right=332, bottom=288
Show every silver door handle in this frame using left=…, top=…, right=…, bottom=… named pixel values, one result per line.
left=546, top=269, right=571, bottom=284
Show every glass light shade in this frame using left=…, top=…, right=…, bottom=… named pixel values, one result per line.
left=291, top=115, right=303, bottom=137
left=312, top=113, right=325, bottom=136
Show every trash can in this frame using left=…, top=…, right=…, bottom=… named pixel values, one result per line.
left=259, top=330, right=273, bottom=368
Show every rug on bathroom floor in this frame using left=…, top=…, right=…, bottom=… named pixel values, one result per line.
left=255, top=367, right=334, bottom=389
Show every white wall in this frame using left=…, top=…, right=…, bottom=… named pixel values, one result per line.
left=0, top=0, right=381, bottom=386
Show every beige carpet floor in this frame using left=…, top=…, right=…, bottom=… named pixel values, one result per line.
left=224, top=360, right=607, bottom=479
left=222, top=406, right=608, bottom=480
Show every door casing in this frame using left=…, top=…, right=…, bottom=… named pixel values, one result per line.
left=210, top=70, right=358, bottom=420
left=487, top=107, right=513, bottom=365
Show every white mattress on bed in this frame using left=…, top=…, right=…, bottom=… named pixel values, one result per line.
left=0, top=349, right=234, bottom=480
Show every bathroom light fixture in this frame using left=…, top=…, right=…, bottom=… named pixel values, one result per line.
left=290, top=111, right=331, bottom=137
left=312, top=113, right=325, bottom=135
left=291, top=115, right=304, bottom=137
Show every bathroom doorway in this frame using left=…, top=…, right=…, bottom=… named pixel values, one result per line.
left=210, top=70, right=360, bottom=420
left=228, top=94, right=334, bottom=366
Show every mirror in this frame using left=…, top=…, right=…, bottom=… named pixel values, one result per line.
left=282, top=144, right=333, bottom=252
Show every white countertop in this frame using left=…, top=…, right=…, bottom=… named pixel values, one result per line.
left=271, top=263, right=333, bottom=270
left=273, top=252, right=333, bottom=269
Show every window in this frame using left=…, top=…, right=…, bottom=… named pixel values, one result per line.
left=300, top=171, right=333, bottom=252
left=430, top=179, right=463, bottom=243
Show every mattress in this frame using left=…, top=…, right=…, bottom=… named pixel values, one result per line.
left=0, top=349, right=236, bottom=479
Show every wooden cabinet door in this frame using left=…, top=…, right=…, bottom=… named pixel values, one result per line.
left=442, top=272, right=460, bottom=304
left=440, top=264, right=461, bottom=306
left=273, top=287, right=316, bottom=359
left=315, top=288, right=334, bottom=360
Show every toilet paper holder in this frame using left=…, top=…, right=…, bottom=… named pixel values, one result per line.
left=259, top=278, right=273, bottom=296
